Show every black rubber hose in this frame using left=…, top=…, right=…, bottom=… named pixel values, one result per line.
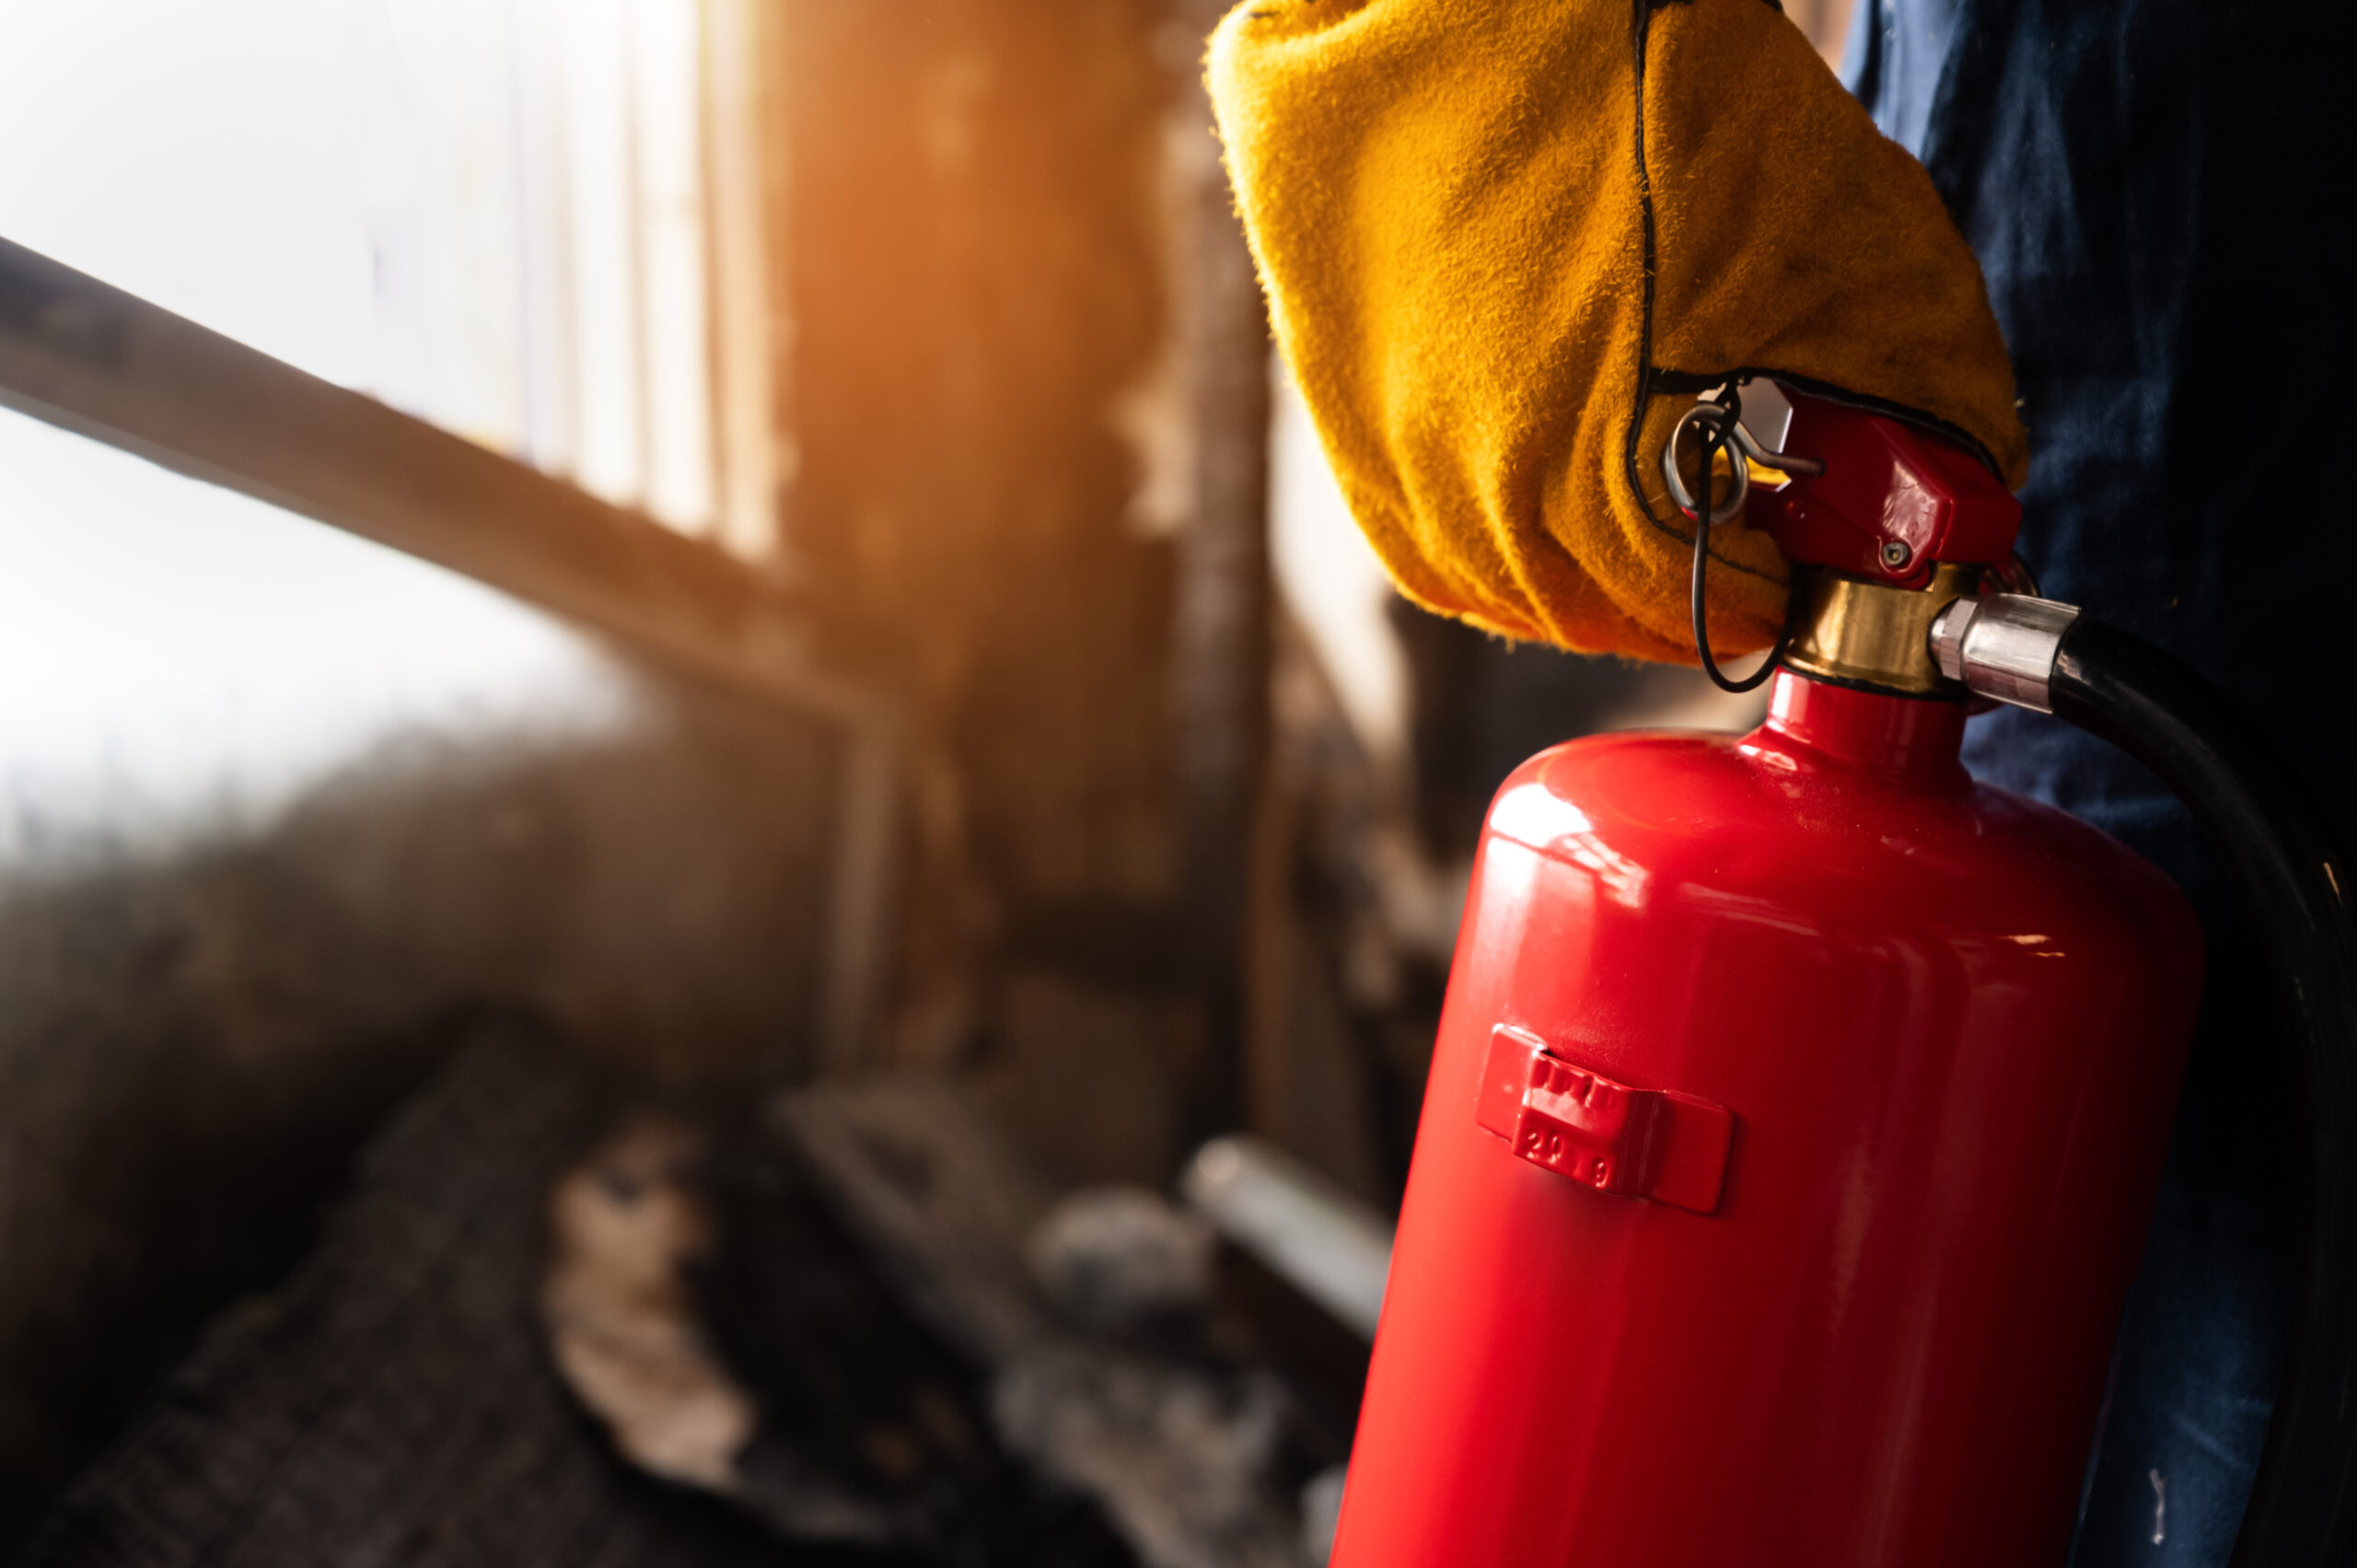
left=2048, top=618, right=2357, bottom=1567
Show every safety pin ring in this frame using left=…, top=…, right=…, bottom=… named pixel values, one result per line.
left=1662, top=403, right=1749, bottom=526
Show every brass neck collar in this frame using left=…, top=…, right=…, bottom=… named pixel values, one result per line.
left=1781, top=563, right=1982, bottom=697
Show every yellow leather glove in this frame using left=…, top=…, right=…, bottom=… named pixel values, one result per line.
left=1209, top=0, right=2026, bottom=660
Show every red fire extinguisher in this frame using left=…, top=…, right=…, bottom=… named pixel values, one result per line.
left=1329, top=385, right=2357, bottom=1566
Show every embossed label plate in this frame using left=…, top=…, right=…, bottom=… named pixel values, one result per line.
left=1476, top=1025, right=1735, bottom=1215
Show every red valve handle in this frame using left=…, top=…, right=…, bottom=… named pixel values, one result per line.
left=1746, top=385, right=2022, bottom=587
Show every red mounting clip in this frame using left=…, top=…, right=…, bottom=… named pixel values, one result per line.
left=1474, top=1026, right=1736, bottom=1216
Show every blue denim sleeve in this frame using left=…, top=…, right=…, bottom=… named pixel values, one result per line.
left=1842, top=2, right=2357, bottom=1562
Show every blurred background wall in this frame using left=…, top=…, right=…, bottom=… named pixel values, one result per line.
left=0, top=0, right=1855, bottom=1543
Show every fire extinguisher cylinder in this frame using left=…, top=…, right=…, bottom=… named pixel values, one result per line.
left=1331, top=665, right=2203, bottom=1568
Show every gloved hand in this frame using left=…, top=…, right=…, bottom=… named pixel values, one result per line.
left=1209, top=0, right=2026, bottom=660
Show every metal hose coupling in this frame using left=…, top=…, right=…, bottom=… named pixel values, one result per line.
left=1928, top=593, right=2082, bottom=714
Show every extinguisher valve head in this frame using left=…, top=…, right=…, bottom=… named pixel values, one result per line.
left=1929, top=593, right=2082, bottom=714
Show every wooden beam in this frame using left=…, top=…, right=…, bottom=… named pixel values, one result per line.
left=0, top=236, right=807, bottom=697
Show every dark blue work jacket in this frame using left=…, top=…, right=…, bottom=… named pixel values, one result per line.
left=1844, top=1, right=2357, bottom=1562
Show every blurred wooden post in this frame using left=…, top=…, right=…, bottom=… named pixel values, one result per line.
left=701, top=0, right=793, bottom=572
left=1169, top=0, right=1272, bottom=1142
